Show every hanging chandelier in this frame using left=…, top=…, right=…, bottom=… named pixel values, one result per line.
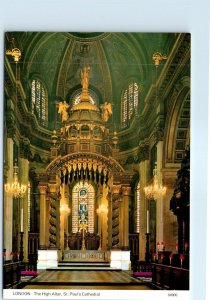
left=4, top=163, right=27, bottom=198
left=144, top=163, right=166, bottom=199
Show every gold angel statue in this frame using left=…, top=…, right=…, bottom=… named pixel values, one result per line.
left=58, top=101, right=69, bottom=122
left=102, top=102, right=113, bottom=122
left=81, top=66, right=90, bottom=90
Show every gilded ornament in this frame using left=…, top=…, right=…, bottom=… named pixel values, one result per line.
left=152, top=52, right=168, bottom=67
left=39, top=185, right=47, bottom=194
left=81, top=66, right=90, bottom=90
left=122, top=186, right=132, bottom=196
left=58, top=101, right=69, bottom=122
left=101, top=102, right=113, bottom=122
left=6, top=48, right=21, bottom=62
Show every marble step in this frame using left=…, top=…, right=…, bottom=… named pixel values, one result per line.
left=46, top=266, right=121, bottom=271
left=58, top=262, right=110, bottom=267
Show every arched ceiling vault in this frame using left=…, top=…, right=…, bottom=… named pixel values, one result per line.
left=5, top=32, right=190, bottom=162
left=13, top=32, right=176, bottom=112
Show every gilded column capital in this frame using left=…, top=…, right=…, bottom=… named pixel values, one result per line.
left=111, top=185, right=121, bottom=195
left=122, top=186, right=132, bottom=196
left=39, top=185, right=47, bottom=195
left=48, top=183, right=57, bottom=194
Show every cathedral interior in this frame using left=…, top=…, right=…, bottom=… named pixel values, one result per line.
left=3, top=32, right=190, bottom=290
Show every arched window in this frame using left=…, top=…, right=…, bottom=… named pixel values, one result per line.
left=122, top=82, right=138, bottom=127
left=31, top=79, right=48, bottom=125
left=72, top=181, right=95, bottom=233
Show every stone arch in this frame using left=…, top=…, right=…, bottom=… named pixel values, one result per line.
left=164, top=77, right=190, bottom=163
left=46, top=152, right=125, bottom=176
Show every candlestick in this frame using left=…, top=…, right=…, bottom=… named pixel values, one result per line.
left=145, top=233, right=151, bottom=261
left=20, top=208, right=23, bottom=232
left=19, top=231, right=24, bottom=262
left=146, top=210, right=149, bottom=233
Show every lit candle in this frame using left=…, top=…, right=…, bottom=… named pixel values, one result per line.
left=20, top=208, right=23, bottom=232
left=146, top=210, right=149, bottom=233
left=180, top=255, right=184, bottom=268
left=169, top=254, right=173, bottom=266
left=175, top=242, right=178, bottom=253
left=153, top=253, right=157, bottom=262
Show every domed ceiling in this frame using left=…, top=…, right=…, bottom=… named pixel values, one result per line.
left=5, top=32, right=190, bottom=162
left=7, top=32, right=176, bottom=125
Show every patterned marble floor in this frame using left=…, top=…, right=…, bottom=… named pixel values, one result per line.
left=30, top=270, right=140, bottom=284
left=21, top=270, right=152, bottom=290
left=23, top=285, right=151, bottom=290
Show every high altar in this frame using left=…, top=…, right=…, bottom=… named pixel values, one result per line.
left=37, top=67, right=134, bottom=270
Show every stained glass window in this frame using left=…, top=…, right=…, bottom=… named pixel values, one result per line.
left=122, top=82, right=139, bottom=127
left=31, top=79, right=48, bottom=124
left=72, top=181, right=95, bottom=233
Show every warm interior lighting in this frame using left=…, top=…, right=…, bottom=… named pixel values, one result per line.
left=4, top=163, right=27, bottom=198
left=96, top=204, right=108, bottom=215
left=144, top=163, right=166, bottom=199
left=60, top=204, right=71, bottom=215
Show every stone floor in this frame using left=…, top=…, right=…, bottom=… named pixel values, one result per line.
left=23, top=285, right=151, bottom=290
left=21, top=270, right=152, bottom=290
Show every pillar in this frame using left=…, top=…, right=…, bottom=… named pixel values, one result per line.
left=59, top=183, right=70, bottom=250
left=122, top=186, right=131, bottom=250
left=111, top=184, right=121, bottom=248
left=118, top=198, right=123, bottom=247
left=4, top=138, right=14, bottom=260
left=101, top=185, right=108, bottom=249
left=156, top=141, right=164, bottom=246
left=60, top=184, right=65, bottom=250
left=162, top=167, right=179, bottom=251
left=38, top=185, right=47, bottom=249
left=48, top=183, right=59, bottom=249
left=19, top=157, right=29, bottom=261
left=107, top=191, right=112, bottom=249
left=139, top=159, right=149, bottom=260
left=45, top=194, right=50, bottom=248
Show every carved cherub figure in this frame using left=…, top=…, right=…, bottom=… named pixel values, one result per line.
left=58, top=101, right=69, bottom=122
left=101, top=102, right=113, bottom=122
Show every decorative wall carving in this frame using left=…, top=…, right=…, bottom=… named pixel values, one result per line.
left=138, top=145, right=149, bottom=162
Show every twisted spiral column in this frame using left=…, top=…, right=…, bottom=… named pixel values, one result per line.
left=111, top=185, right=121, bottom=248
left=48, top=184, right=58, bottom=248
